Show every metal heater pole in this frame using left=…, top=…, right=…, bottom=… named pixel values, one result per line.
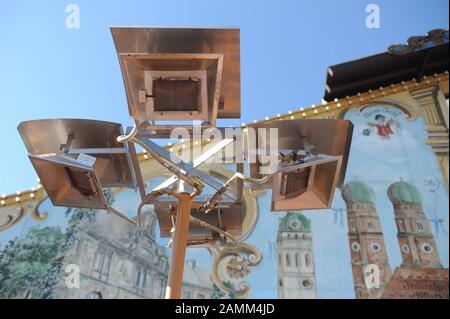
left=165, top=192, right=193, bottom=299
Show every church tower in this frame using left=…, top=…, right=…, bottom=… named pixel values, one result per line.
left=387, top=180, right=442, bottom=269
left=276, top=213, right=316, bottom=299
left=342, top=181, right=392, bottom=299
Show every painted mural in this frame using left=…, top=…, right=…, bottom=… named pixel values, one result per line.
left=0, top=102, right=448, bottom=299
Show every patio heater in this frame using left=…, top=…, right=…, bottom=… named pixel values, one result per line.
left=17, top=27, right=353, bottom=299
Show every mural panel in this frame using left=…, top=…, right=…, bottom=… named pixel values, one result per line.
left=0, top=103, right=448, bottom=299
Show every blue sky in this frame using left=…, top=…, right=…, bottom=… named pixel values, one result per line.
left=0, top=0, right=448, bottom=194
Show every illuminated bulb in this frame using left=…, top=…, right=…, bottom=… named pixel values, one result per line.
left=207, top=138, right=211, bottom=142
left=379, top=86, right=384, bottom=91
left=311, top=104, right=316, bottom=109
left=265, top=116, right=269, bottom=121
left=288, top=110, right=292, bottom=115
left=300, top=107, right=304, bottom=111
left=15, top=197, right=20, bottom=203
left=290, top=115, right=295, bottom=120
left=182, top=144, right=186, bottom=149
left=314, top=109, right=318, bottom=114
left=325, top=106, right=330, bottom=111
left=334, top=98, right=338, bottom=102
left=169, top=147, right=173, bottom=152
left=337, top=103, right=341, bottom=108
left=0, top=200, right=5, bottom=206
left=30, top=193, right=35, bottom=199
left=194, top=141, right=199, bottom=146
left=144, top=154, right=149, bottom=160
left=241, top=123, right=245, bottom=127
left=277, top=114, right=281, bottom=117
left=302, top=112, right=306, bottom=117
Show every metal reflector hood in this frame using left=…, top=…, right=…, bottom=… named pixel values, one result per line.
left=29, top=154, right=108, bottom=209
left=248, top=119, right=353, bottom=188
left=17, top=119, right=135, bottom=188
left=111, top=27, right=240, bottom=124
left=154, top=197, right=244, bottom=247
left=271, top=155, right=343, bottom=211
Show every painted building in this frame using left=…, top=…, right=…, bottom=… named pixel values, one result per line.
left=53, top=210, right=169, bottom=299
left=342, top=181, right=392, bottom=299
left=388, top=180, right=443, bottom=269
left=276, top=213, right=316, bottom=299
left=182, top=259, right=214, bottom=299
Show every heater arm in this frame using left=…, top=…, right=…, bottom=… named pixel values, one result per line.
left=189, top=215, right=239, bottom=246
left=117, top=125, right=205, bottom=195
left=199, top=172, right=272, bottom=213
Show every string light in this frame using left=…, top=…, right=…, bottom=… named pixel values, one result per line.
left=0, top=200, right=5, bottom=206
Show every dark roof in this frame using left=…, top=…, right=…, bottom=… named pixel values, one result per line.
left=323, top=42, right=449, bottom=102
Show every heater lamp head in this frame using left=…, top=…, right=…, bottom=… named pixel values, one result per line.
left=154, top=197, right=244, bottom=247
left=29, top=154, right=108, bottom=210
left=248, top=119, right=353, bottom=188
left=17, top=118, right=136, bottom=188
left=111, top=27, right=240, bottom=125
left=271, top=155, right=343, bottom=211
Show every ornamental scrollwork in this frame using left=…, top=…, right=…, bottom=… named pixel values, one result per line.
left=388, top=29, right=449, bottom=55
left=0, top=188, right=48, bottom=232
left=210, top=243, right=262, bottom=299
